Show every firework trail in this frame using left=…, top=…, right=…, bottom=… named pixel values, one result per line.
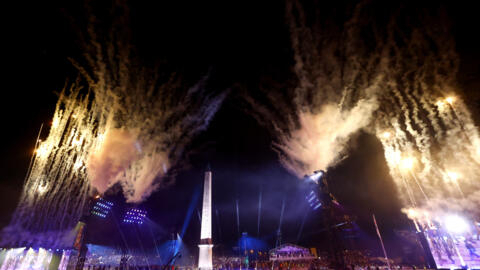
left=2, top=86, right=94, bottom=248
left=79, top=2, right=227, bottom=202
left=246, top=0, right=385, bottom=177
left=372, top=6, right=480, bottom=223
left=2, top=1, right=226, bottom=247
left=247, top=1, right=480, bottom=223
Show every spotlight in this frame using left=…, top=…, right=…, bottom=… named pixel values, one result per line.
left=304, top=170, right=324, bottom=184
left=90, top=198, right=113, bottom=218
left=444, top=214, right=470, bottom=234
left=123, top=208, right=147, bottom=224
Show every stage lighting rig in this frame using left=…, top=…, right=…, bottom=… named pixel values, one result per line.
left=303, top=170, right=338, bottom=210
left=302, top=170, right=344, bottom=268
left=90, top=197, right=113, bottom=218
left=123, top=208, right=147, bottom=224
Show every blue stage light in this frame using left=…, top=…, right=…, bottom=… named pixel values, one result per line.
left=123, top=208, right=147, bottom=224
left=91, top=198, right=113, bottom=218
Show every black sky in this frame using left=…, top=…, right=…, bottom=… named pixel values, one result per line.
left=1, top=0, right=479, bottom=257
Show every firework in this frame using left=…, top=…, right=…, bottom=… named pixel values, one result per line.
left=1, top=2, right=227, bottom=248
left=247, top=1, right=480, bottom=224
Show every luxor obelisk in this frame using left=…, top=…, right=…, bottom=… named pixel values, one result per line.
left=198, top=165, right=213, bottom=270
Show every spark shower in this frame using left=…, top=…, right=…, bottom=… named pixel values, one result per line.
left=2, top=0, right=479, bottom=257
left=247, top=0, right=480, bottom=228
left=0, top=12, right=227, bottom=247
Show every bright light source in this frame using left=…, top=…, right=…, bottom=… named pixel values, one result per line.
left=445, top=96, right=455, bottom=105
left=381, top=131, right=391, bottom=139
left=97, top=133, right=105, bottom=142
left=306, top=170, right=324, bottom=184
left=444, top=214, right=470, bottom=234
left=71, top=137, right=82, bottom=147
left=407, top=208, right=417, bottom=218
left=35, top=144, right=49, bottom=159
left=386, top=150, right=402, bottom=165
left=51, top=118, right=59, bottom=128
left=73, top=159, right=83, bottom=170
left=399, top=157, right=415, bottom=171
left=446, top=171, right=459, bottom=182
left=37, top=184, right=48, bottom=194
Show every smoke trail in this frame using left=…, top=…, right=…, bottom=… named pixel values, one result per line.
left=2, top=1, right=227, bottom=247
left=275, top=99, right=379, bottom=176
left=70, top=0, right=228, bottom=203
left=2, top=86, right=94, bottom=248
left=81, top=48, right=226, bottom=202
left=319, top=1, right=480, bottom=223
left=373, top=5, right=480, bottom=223
left=245, top=0, right=385, bottom=177
left=244, top=0, right=480, bottom=225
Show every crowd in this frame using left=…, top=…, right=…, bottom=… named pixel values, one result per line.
left=79, top=249, right=434, bottom=270
left=79, top=262, right=435, bottom=270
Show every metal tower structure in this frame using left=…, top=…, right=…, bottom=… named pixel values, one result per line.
left=198, top=166, right=213, bottom=270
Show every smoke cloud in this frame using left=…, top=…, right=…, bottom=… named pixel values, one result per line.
left=4, top=1, right=229, bottom=248
left=246, top=0, right=480, bottom=224
left=76, top=1, right=228, bottom=202
left=276, top=99, right=378, bottom=177
left=245, top=0, right=386, bottom=177
left=87, top=129, right=139, bottom=193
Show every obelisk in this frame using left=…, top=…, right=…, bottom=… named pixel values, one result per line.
left=198, top=165, right=213, bottom=270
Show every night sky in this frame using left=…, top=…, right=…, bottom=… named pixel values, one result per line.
left=1, top=0, right=480, bottom=258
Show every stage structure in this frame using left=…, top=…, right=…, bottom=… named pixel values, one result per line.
left=198, top=166, right=213, bottom=270
left=269, top=244, right=315, bottom=261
